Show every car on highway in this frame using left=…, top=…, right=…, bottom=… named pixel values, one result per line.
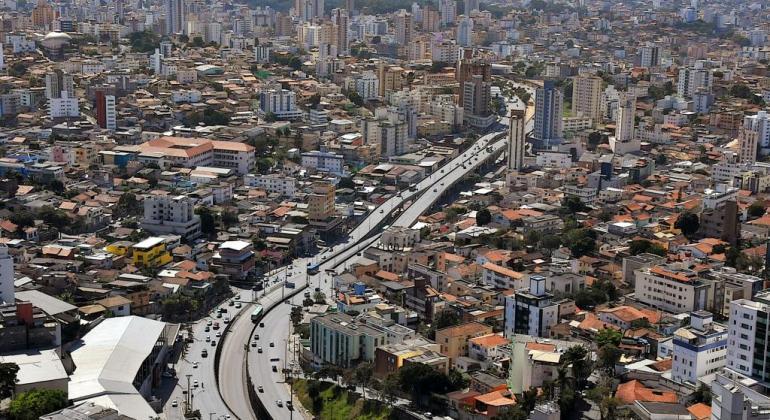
left=272, top=365, right=277, bottom=372
left=216, top=312, right=222, bottom=318
left=171, top=400, right=178, bottom=407
left=216, top=331, right=222, bottom=338
left=211, top=340, right=216, bottom=346
left=236, top=294, right=241, bottom=300
left=235, top=302, right=241, bottom=309
left=287, top=401, right=293, bottom=410
left=193, top=362, right=198, bottom=368
left=204, top=326, right=210, bottom=332
left=228, top=300, right=234, bottom=306
left=269, top=342, right=275, bottom=347
left=257, top=386, right=263, bottom=392
left=276, top=400, right=283, bottom=407
left=213, top=322, right=220, bottom=329
left=206, top=336, right=211, bottom=342
left=201, top=349, right=208, bottom=357
left=259, top=322, right=265, bottom=327
left=194, top=380, right=199, bottom=387
left=207, top=320, right=212, bottom=326
left=254, top=333, right=259, bottom=340
left=224, top=317, right=230, bottom=324
left=257, top=346, right=262, bottom=353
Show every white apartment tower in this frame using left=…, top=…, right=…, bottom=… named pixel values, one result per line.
left=609, top=92, right=639, bottom=155
left=671, top=311, right=727, bottom=384
left=725, top=292, right=770, bottom=389
left=508, top=109, right=526, bottom=171
left=677, top=61, right=713, bottom=98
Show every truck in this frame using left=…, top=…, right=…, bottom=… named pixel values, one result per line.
left=285, top=281, right=296, bottom=289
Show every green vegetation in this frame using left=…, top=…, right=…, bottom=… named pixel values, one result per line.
left=748, top=201, right=766, bottom=218
left=294, top=380, right=391, bottom=420
left=128, top=30, right=159, bottom=53
left=185, top=109, right=230, bottom=126
left=9, top=389, right=68, bottom=420
left=0, top=362, right=19, bottom=398
left=674, top=212, right=700, bottom=238
left=629, top=239, right=666, bottom=256
left=573, top=279, right=618, bottom=309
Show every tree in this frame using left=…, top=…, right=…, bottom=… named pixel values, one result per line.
left=596, top=328, right=622, bottom=347
left=347, top=91, right=364, bottom=107
left=674, top=212, right=700, bottom=238
left=541, top=235, right=562, bottom=252
left=748, top=201, right=766, bottom=218
left=629, top=239, right=666, bottom=256
left=302, top=297, right=315, bottom=307
left=476, top=208, right=491, bottom=226
left=9, top=62, right=27, bottom=77
left=563, top=228, right=596, bottom=257
left=9, top=211, right=35, bottom=228
left=561, top=196, right=588, bottom=214
left=381, top=373, right=400, bottom=404
left=221, top=210, right=238, bottom=228
left=128, top=30, right=159, bottom=53
left=597, top=344, right=622, bottom=371
left=563, top=346, right=590, bottom=389
left=587, top=131, right=603, bottom=149
left=353, top=362, right=374, bottom=398
left=190, top=36, right=205, bottom=47
left=0, top=362, right=19, bottom=398
left=114, top=192, right=141, bottom=218
left=9, top=389, right=68, bottom=420
left=263, top=112, right=277, bottom=123
left=600, top=397, right=623, bottom=420
left=730, top=83, right=753, bottom=99
left=313, top=291, right=326, bottom=304
left=196, top=207, right=216, bottom=236
left=290, top=306, right=303, bottom=327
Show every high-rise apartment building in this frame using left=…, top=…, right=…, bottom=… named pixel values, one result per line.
left=533, top=80, right=563, bottom=146
left=438, top=0, right=456, bottom=25
left=725, top=291, right=770, bottom=392
left=331, top=8, right=349, bottom=54
left=296, top=0, right=324, bottom=21
left=457, top=17, right=473, bottom=47
left=394, top=10, right=413, bottom=46
left=462, top=75, right=494, bottom=129
left=164, top=0, right=186, bottom=34
left=508, top=109, right=526, bottom=171
left=671, top=311, right=727, bottom=384
left=45, top=70, right=74, bottom=100
left=609, top=92, right=639, bottom=154
left=572, top=75, right=603, bottom=126
left=308, top=182, right=336, bottom=221
left=95, top=90, right=116, bottom=130
left=678, top=61, right=713, bottom=98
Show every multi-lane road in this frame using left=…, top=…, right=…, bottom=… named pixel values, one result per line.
left=206, top=95, right=535, bottom=420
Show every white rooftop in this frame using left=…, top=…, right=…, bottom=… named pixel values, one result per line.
left=68, top=316, right=166, bottom=420
left=132, top=237, right=165, bottom=250
left=219, top=240, right=251, bottom=251
left=0, top=349, right=68, bottom=386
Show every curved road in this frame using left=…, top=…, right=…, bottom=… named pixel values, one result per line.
left=222, top=100, right=535, bottom=420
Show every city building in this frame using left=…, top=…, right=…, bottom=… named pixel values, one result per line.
left=572, top=75, right=603, bottom=126
left=164, top=0, right=186, bottom=34
left=0, top=244, right=13, bottom=304
left=49, top=91, right=79, bottom=119
left=243, top=174, right=297, bottom=196
left=301, top=150, right=345, bottom=176
left=68, top=316, right=177, bottom=419
left=677, top=61, right=713, bottom=98
left=504, top=276, right=559, bottom=338
left=634, top=264, right=710, bottom=314
left=310, top=312, right=415, bottom=368
left=211, top=240, right=255, bottom=280
left=725, top=291, right=770, bottom=391
left=131, top=136, right=255, bottom=175
left=130, top=237, right=173, bottom=268
left=533, top=80, right=563, bottom=146
left=95, top=90, right=116, bottom=130
left=463, top=74, right=495, bottom=129
left=671, top=311, right=727, bottom=384
left=308, top=182, right=336, bottom=221
left=609, top=92, right=639, bottom=154
left=141, top=194, right=201, bottom=240
left=259, top=88, right=304, bottom=119
left=435, top=322, right=493, bottom=366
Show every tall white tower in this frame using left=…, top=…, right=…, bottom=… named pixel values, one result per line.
left=508, top=109, right=525, bottom=171
left=0, top=245, right=14, bottom=304
left=609, top=92, right=639, bottom=155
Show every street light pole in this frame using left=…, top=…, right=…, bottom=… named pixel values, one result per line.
left=185, top=374, right=192, bottom=414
